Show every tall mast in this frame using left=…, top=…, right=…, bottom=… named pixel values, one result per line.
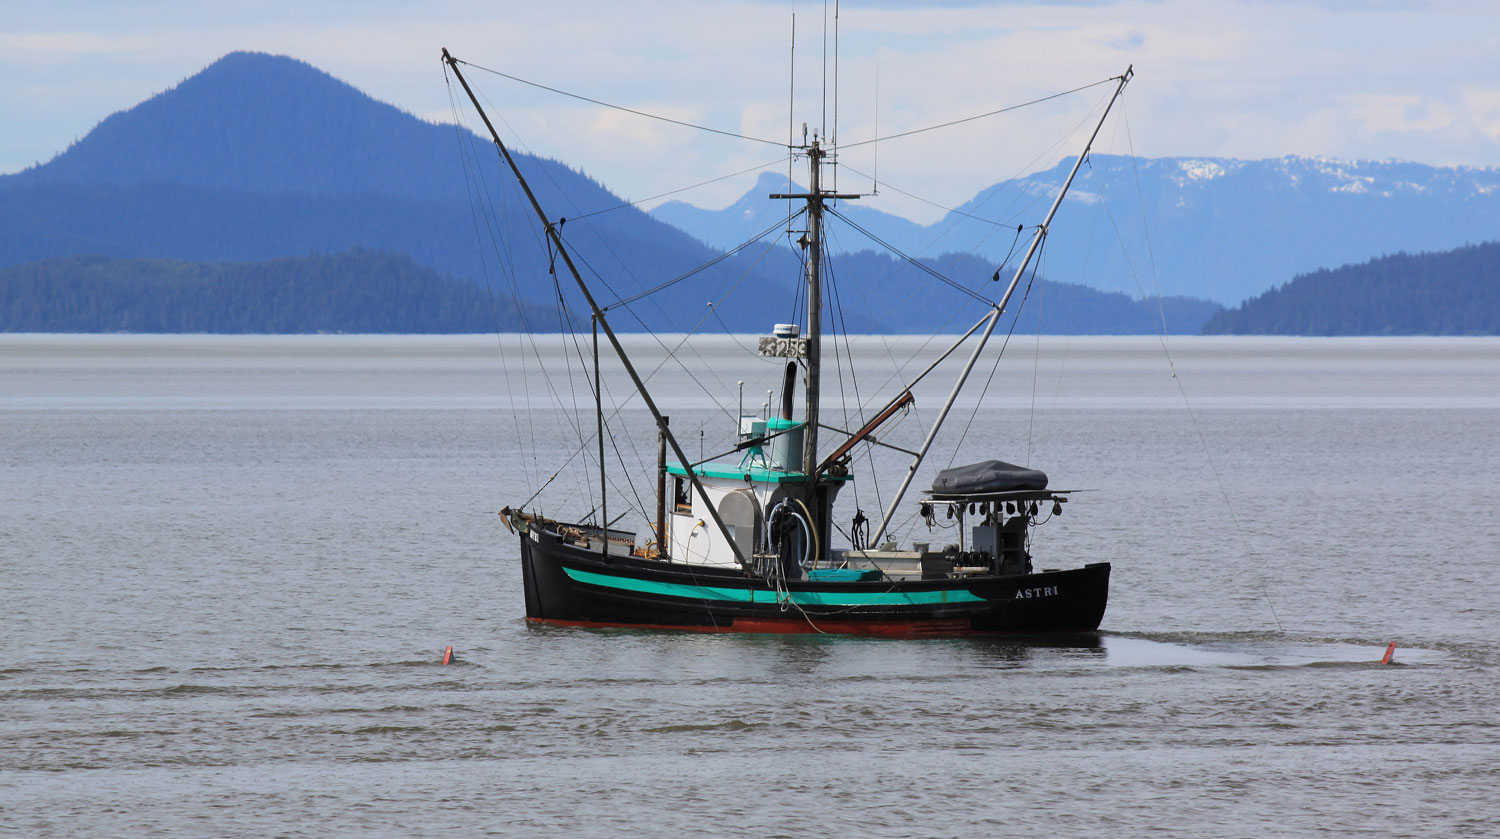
left=803, top=140, right=823, bottom=481
left=770, top=142, right=858, bottom=492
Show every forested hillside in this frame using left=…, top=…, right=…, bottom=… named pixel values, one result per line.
left=658, top=158, right=1500, bottom=307
left=1201, top=242, right=1500, bottom=335
left=828, top=251, right=1221, bottom=335
left=0, top=51, right=1224, bottom=334
left=0, top=250, right=544, bottom=333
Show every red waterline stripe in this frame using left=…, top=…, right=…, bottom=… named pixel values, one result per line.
left=527, top=616, right=984, bottom=637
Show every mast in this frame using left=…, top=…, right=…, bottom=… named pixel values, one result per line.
left=443, top=49, right=750, bottom=571
left=770, top=139, right=858, bottom=548
left=803, top=140, right=823, bottom=481
left=594, top=314, right=605, bottom=555
left=655, top=416, right=668, bottom=558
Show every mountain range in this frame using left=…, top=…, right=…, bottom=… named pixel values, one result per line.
left=0, top=51, right=1225, bottom=335
left=2, top=51, right=1493, bottom=335
left=654, top=158, right=1500, bottom=306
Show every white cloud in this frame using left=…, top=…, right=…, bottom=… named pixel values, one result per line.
left=4, top=0, right=1500, bottom=222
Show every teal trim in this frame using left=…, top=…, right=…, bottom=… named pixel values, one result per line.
left=807, top=568, right=883, bottom=582
left=563, top=567, right=984, bottom=606
left=665, top=462, right=852, bottom=484
left=666, top=462, right=807, bottom=483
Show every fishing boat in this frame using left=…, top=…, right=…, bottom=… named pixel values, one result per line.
left=442, top=48, right=1131, bottom=636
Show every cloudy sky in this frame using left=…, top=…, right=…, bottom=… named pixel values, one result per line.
left=5, top=0, right=1499, bottom=222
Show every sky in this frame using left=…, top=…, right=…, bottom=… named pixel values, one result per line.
left=4, top=0, right=1500, bottom=223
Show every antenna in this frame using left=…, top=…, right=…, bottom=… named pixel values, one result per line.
left=821, top=0, right=828, bottom=143
left=788, top=11, right=796, bottom=150
left=833, top=0, right=840, bottom=193
left=873, top=57, right=880, bottom=195
left=787, top=12, right=796, bottom=234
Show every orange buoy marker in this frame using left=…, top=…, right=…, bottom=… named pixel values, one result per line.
left=1380, top=642, right=1397, bottom=665
left=442, top=645, right=453, bottom=666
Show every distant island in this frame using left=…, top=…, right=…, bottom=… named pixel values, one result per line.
left=1202, top=242, right=1500, bottom=335
left=0, top=249, right=1221, bottom=335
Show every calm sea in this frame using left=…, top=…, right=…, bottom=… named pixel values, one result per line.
left=3, top=334, right=1498, bottom=838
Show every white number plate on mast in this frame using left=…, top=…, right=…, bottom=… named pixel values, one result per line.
left=758, top=337, right=809, bottom=358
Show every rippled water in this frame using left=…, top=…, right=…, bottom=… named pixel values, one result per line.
left=4, top=335, right=1499, bottom=837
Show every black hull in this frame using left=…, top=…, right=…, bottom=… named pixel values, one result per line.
left=519, top=526, right=1109, bottom=637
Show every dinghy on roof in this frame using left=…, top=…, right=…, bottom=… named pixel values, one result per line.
left=932, top=460, right=1048, bottom=495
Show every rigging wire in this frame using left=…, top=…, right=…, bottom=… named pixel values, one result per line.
left=454, top=58, right=787, bottom=148
left=444, top=80, right=702, bottom=513
left=814, top=222, right=931, bottom=485
left=826, top=207, right=995, bottom=306
left=458, top=79, right=606, bottom=507
left=566, top=239, right=741, bottom=425
left=840, top=162, right=1036, bottom=231
left=551, top=266, right=599, bottom=508
left=452, top=84, right=595, bottom=446
left=464, top=80, right=746, bottom=425
left=481, top=98, right=753, bottom=422
left=446, top=75, right=538, bottom=493
left=822, top=231, right=859, bottom=514
left=840, top=76, right=1118, bottom=149
left=944, top=236, right=1046, bottom=470
left=597, top=371, right=653, bottom=533
left=514, top=232, right=785, bottom=511
left=1118, top=100, right=1285, bottom=632
left=451, top=55, right=1136, bottom=558
left=567, top=157, right=789, bottom=222
left=843, top=92, right=1113, bottom=265
left=822, top=225, right=903, bottom=526
left=603, top=209, right=806, bottom=311
left=448, top=68, right=597, bottom=495
left=1026, top=242, right=1047, bottom=466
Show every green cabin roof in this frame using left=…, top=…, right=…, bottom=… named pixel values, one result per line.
left=665, top=462, right=851, bottom=484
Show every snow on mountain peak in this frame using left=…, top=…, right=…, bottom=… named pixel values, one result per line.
left=1177, top=159, right=1230, bottom=182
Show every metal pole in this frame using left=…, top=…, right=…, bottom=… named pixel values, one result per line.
left=594, top=314, right=606, bottom=557
left=443, top=49, right=751, bottom=571
left=803, top=141, right=823, bottom=485
left=656, top=416, right=668, bottom=559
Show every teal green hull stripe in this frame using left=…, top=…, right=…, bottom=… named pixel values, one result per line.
left=563, top=567, right=985, bottom=606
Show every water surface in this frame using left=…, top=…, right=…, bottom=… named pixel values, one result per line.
left=3, top=335, right=1498, bottom=837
